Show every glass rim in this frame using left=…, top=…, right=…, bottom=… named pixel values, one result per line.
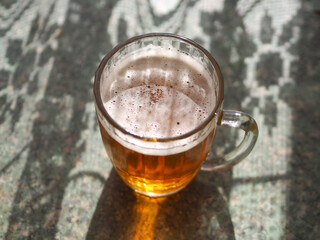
left=93, top=33, right=224, bottom=142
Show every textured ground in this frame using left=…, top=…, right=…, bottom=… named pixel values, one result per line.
left=0, top=0, right=319, bottom=239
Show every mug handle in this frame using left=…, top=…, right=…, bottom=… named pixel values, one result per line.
left=201, top=110, right=259, bottom=171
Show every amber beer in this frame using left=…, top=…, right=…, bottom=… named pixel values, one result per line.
left=95, top=34, right=258, bottom=197
left=96, top=43, right=218, bottom=196
left=98, top=121, right=215, bottom=196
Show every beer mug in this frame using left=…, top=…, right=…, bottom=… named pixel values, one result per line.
left=93, top=33, right=258, bottom=197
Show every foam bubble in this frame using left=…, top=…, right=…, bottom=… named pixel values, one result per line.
left=101, top=45, right=217, bottom=138
left=104, top=85, right=209, bottom=138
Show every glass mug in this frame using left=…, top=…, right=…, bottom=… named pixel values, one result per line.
left=93, top=33, right=258, bottom=197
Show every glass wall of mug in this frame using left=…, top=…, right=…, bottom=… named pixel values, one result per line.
left=94, top=33, right=224, bottom=197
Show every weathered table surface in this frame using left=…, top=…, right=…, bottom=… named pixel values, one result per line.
left=1, top=0, right=319, bottom=239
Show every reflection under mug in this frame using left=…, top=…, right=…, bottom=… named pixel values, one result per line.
left=93, top=33, right=258, bottom=197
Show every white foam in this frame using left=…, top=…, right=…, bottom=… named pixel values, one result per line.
left=104, top=85, right=209, bottom=138
left=101, top=46, right=217, bottom=138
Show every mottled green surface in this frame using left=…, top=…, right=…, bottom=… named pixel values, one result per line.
left=0, top=0, right=319, bottom=239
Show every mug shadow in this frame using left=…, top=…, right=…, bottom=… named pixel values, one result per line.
left=86, top=168, right=235, bottom=240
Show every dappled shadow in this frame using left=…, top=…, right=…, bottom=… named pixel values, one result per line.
left=280, top=2, right=320, bottom=238
left=4, top=0, right=319, bottom=239
left=4, top=0, right=119, bottom=239
left=200, top=0, right=257, bottom=157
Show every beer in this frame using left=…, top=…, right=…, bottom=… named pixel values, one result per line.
left=98, top=45, right=217, bottom=196
left=95, top=34, right=258, bottom=197
left=99, top=120, right=215, bottom=195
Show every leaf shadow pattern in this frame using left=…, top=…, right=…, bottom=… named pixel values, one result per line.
left=200, top=0, right=257, bottom=156
left=86, top=168, right=235, bottom=240
left=279, top=1, right=320, bottom=238
left=4, top=0, right=119, bottom=239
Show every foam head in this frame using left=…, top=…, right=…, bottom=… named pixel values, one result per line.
left=101, top=45, right=219, bottom=138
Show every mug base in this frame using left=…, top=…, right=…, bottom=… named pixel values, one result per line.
left=132, top=185, right=188, bottom=198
